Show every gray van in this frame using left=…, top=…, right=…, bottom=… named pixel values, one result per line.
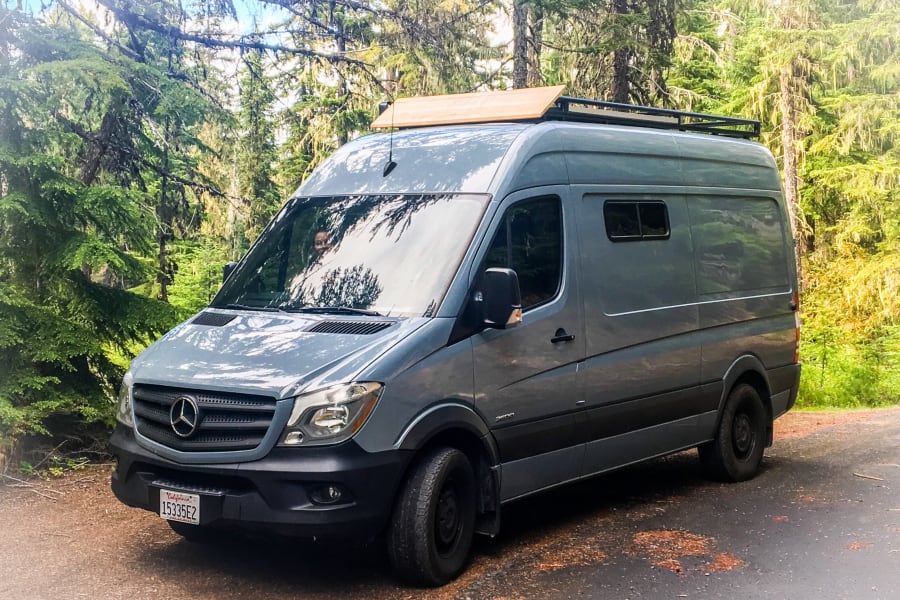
left=110, top=90, right=801, bottom=586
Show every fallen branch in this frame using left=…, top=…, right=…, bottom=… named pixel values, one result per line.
left=28, top=489, right=58, bottom=501
left=30, top=440, right=70, bottom=471
left=1, top=473, right=34, bottom=486
left=852, top=472, right=885, bottom=482
left=0, top=473, right=65, bottom=495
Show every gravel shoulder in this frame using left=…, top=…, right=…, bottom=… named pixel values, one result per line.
left=1, top=408, right=898, bottom=600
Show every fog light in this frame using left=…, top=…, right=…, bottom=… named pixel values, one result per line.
left=283, top=431, right=304, bottom=445
left=309, top=484, right=346, bottom=505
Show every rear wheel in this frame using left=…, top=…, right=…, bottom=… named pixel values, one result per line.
left=699, top=383, right=767, bottom=482
left=387, top=447, right=477, bottom=587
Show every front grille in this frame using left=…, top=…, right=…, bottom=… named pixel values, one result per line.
left=133, top=384, right=277, bottom=452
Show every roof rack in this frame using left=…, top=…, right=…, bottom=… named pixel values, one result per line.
left=371, top=86, right=760, bottom=140
left=547, top=96, right=760, bottom=139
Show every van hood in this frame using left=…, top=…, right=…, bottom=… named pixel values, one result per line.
left=129, top=310, right=426, bottom=398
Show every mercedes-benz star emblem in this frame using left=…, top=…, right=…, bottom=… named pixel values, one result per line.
left=169, top=395, right=200, bottom=438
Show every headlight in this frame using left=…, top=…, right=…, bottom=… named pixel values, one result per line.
left=281, top=382, right=382, bottom=446
left=116, top=371, right=134, bottom=427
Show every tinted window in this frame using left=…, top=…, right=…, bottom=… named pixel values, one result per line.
left=604, top=201, right=670, bottom=241
left=689, top=197, right=789, bottom=294
left=484, top=197, right=562, bottom=310
left=212, top=194, right=489, bottom=317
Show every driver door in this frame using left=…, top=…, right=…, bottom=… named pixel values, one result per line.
left=471, top=188, right=585, bottom=502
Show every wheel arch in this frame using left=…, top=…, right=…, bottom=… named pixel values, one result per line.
left=394, top=403, right=501, bottom=536
left=718, top=355, right=775, bottom=447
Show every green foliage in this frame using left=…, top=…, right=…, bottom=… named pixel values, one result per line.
left=540, top=0, right=678, bottom=103
left=19, top=454, right=88, bottom=478
left=0, top=7, right=179, bottom=449
left=798, top=325, right=900, bottom=408
left=237, top=47, right=281, bottom=243
left=166, top=237, right=229, bottom=315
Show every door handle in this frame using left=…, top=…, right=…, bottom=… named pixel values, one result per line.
left=551, top=328, right=575, bottom=344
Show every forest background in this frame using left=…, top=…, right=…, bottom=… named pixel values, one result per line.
left=0, top=0, right=897, bottom=468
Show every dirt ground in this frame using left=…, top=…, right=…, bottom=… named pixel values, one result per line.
left=1, top=408, right=898, bottom=600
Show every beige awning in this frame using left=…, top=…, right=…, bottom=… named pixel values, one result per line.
left=370, top=85, right=566, bottom=129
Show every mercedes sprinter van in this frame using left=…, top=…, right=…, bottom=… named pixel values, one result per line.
left=110, top=86, right=801, bottom=586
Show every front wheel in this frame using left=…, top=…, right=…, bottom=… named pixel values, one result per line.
left=699, top=383, right=767, bottom=482
left=387, top=447, right=477, bottom=587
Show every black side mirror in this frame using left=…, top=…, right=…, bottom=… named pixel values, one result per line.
left=483, top=267, right=523, bottom=329
left=223, top=261, right=238, bottom=283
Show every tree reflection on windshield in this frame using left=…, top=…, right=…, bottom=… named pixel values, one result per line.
left=211, top=194, right=489, bottom=317
left=287, top=265, right=383, bottom=312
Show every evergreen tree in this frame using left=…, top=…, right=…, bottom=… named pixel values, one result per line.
left=237, top=46, right=281, bottom=243
left=540, top=0, right=678, bottom=104
left=0, top=8, right=177, bottom=446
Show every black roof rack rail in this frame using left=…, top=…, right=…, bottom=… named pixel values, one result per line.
left=543, top=96, right=760, bottom=140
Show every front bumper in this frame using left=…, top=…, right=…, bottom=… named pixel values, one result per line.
left=110, top=424, right=411, bottom=540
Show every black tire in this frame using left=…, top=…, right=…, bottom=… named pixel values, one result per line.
left=167, top=520, right=230, bottom=545
left=699, top=383, right=768, bottom=482
left=387, top=447, right=477, bottom=587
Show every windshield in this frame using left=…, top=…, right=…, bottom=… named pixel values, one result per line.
left=211, top=194, right=489, bottom=317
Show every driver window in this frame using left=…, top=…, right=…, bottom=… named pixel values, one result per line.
left=484, top=197, right=562, bottom=310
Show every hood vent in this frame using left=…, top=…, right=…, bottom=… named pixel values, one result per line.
left=308, top=321, right=394, bottom=335
left=192, top=312, right=237, bottom=327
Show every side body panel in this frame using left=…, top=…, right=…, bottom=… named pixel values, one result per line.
left=688, top=193, right=797, bottom=404
left=572, top=190, right=707, bottom=475
left=469, top=186, right=586, bottom=502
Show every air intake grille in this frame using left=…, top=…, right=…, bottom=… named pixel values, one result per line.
left=191, top=312, right=237, bottom=327
left=133, top=385, right=276, bottom=452
left=308, top=321, right=394, bottom=335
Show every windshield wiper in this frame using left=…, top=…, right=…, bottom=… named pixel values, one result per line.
left=221, top=303, right=282, bottom=313
left=284, top=305, right=384, bottom=317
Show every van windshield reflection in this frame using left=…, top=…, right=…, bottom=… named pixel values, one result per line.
left=211, top=194, right=489, bottom=318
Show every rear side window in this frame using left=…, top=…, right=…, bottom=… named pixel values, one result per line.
left=604, top=201, right=670, bottom=241
left=484, top=197, right=562, bottom=310
left=689, top=196, right=789, bottom=294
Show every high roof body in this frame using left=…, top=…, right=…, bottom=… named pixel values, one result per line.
left=296, top=87, right=776, bottom=198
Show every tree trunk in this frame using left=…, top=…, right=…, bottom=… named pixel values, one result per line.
left=512, top=1, right=528, bottom=88
left=81, top=99, right=122, bottom=186
left=527, top=7, right=543, bottom=87
left=612, top=0, right=630, bottom=103
left=779, top=65, right=805, bottom=256
left=156, top=114, right=170, bottom=303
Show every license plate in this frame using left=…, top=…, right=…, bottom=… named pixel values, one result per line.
left=159, top=489, right=200, bottom=525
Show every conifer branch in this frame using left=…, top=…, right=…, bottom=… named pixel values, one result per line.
left=57, top=0, right=143, bottom=62
left=94, top=0, right=370, bottom=70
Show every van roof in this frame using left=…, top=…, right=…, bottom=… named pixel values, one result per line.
left=371, top=86, right=760, bottom=140
left=295, top=121, right=779, bottom=198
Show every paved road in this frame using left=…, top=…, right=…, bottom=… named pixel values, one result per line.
left=1, top=409, right=897, bottom=599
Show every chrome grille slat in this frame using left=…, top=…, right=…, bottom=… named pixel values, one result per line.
left=133, top=384, right=276, bottom=452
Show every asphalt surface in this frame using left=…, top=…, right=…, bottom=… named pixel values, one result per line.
left=1, top=409, right=898, bottom=599
left=522, top=412, right=900, bottom=600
